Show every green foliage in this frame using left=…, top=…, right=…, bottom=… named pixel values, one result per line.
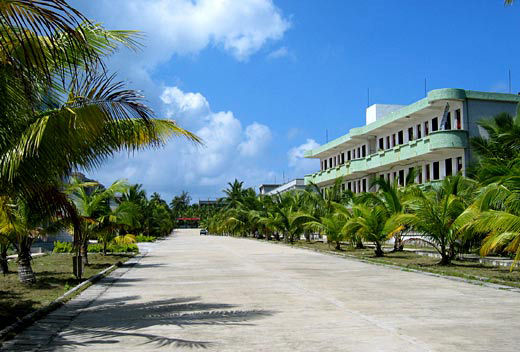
left=53, top=241, right=138, bottom=253
left=136, top=235, right=156, bottom=243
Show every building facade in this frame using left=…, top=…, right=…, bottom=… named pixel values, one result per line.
left=264, top=179, right=306, bottom=196
left=304, top=88, right=520, bottom=193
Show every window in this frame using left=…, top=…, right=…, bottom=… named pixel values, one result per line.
left=379, top=138, right=384, bottom=150
left=425, top=164, right=430, bottom=181
left=444, top=112, right=451, bottom=130
left=362, top=145, right=366, bottom=157
left=393, top=172, right=397, bottom=184
left=357, top=180, right=361, bottom=193
left=417, top=124, right=422, bottom=139
left=457, top=156, right=463, bottom=172
left=456, top=109, right=462, bottom=129
left=362, top=179, right=367, bottom=192
left=445, top=158, right=452, bottom=177
left=380, top=174, right=385, bottom=181
left=324, top=160, right=327, bottom=169
left=341, top=153, right=345, bottom=164
left=433, top=161, right=440, bottom=180
left=398, top=130, right=404, bottom=145
left=392, top=134, right=396, bottom=147
left=408, top=167, right=414, bottom=183
left=386, top=136, right=390, bottom=149
left=432, top=117, right=438, bottom=132
left=347, top=151, right=351, bottom=161
left=341, top=183, right=345, bottom=191
left=418, top=169, right=423, bottom=184
left=357, top=147, right=361, bottom=159
left=334, top=156, right=337, bottom=167
left=424, top=121, right=429, bottom=136
left=329, top=157, right=332, bottom=168
left=399, top=170, right=404, bottom=186
left=347, top=182, right=352, bottom=191
left=408, top=127, right=414, bottom=141
left=387, top=173, right=390, bottom=182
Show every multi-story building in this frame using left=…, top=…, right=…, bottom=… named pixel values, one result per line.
left=304, top=88, right=520, bottom=193
left=259, top=179, right=306, bottom=196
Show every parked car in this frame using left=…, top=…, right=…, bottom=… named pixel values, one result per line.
left=200, top=229, right=208, bottom=235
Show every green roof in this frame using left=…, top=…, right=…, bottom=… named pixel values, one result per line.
left=305, top=88, right=520, bottom=158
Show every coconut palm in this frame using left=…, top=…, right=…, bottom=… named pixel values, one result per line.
left=0, top=196, right=53, bottom=283
left=97, top=200, right=141, bottom=255
left=344, top=204, right=394, bottom=257
left=306, top=204, right=351, bottom=250
left=391, top=175, right=478, bottom=264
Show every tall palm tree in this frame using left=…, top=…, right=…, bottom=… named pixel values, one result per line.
left=306, top=204, right=351, bottom=250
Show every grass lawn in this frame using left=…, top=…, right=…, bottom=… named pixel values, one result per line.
left=282, top=240, right=520, bottom=289
left=0, top=253, right=134, bottom=331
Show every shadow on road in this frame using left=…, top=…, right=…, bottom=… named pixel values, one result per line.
left=44, top=296, right=275, bottom=349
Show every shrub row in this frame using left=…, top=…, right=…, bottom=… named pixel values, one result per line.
left=136, top=235, right=156, bottom=243
left=53, top=241, right=139, bottom=253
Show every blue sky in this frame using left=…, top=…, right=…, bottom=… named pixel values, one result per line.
left=75, top=0, right=519, bottom=202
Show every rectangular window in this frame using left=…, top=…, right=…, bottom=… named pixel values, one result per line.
left=329, top=157, right=332, bottom=168
left=408, top=127, right=414, bottom=141
left=362, top=145, right=366, bottom=157
left=341, top=183, right=345, bottom=191
left=399, top=170, right=404, bottom=186
left=357, top=147, right=361, bottom=159
left=417, top=124, right=422, bottom=139
left=456, top=109, right=462, bottom=129
left=432, top=117, right=438, bottom=132
left=347, top=182, right=352, bottom=191
left=457, top=156, right=463, bottom=172
left=392, top=134, right=396, bottom=147
left=357, top=180, right=361, bottom=193
left=393, top=172, right=397, bottom=184
left=362, top=179, right=367, bottom=192
left=424, top=121, right=429, bottom=136
left=444, top=112, right=451, bottom=130
left=418, top=169, right=423, bottom=184
left=380, top=174, right=385, bottom=181
left=341, top=153, right=345, bottom=164
left=347, top=151, right=351, bottom=161
left=408, top=167, right=414, bottom=183
left=398, top=130, right=404, bottom=145
left=425, top=164, right=430, bottom=181
left=386, top=136, right=390, bottom=149
left=379, top=138, right=384, bottom=150
left=433, top=161, right=440, bottom=180
left=445, top=158, right=452, bottom=177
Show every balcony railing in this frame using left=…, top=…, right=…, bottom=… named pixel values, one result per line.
left=305, top=130, right=467, bottom=185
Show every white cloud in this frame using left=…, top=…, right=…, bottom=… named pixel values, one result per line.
left=238, top=123, right=272, bottom=157
left=80, top=0, right=290, bottom=66
left=288, top=139, right=320, bottom=174
left=89, top=86, right=274, bottom=200
left=267, top=46, right=290, bottom=59
left=160, top=86, right=210, bottom=121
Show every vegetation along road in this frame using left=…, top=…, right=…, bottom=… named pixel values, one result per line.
left=4, top=228, right=519, bottom=351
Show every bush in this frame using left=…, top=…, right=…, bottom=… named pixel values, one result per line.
left=136, top=235, right=155, bottom=243
left=53, top=241, right=73, bottom=253
left=52, top=241, right=138, bottom=254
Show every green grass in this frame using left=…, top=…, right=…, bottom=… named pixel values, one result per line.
left=279, top=240, right=520, bottom=289
left=0, top=253, right=134, bottom=331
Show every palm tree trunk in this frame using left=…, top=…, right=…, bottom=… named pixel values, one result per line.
left=335, top=241, right=341, bottom=250
left=356, top=238, right=365, bottom=249
left=374, top=242, right=384, bottom=257
left=81, top=241, right=89, bottom=266
left=1, top=243, right=8, bottom=275
left=393, top=233, right=404, bottom=252
left=17, top=241, right=35, bottom=284
left=103, top=242, right=107, bottom=256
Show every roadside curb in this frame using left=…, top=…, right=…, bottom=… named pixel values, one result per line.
left=238, top=236, right=520, bottom=294
left=0, top=252, right=146, bottom=345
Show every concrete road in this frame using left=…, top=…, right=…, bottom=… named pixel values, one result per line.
left=7, top=229, right=520, bottom=351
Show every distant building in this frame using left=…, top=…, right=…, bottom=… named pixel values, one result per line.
left=264, top=179, right=306, bottom=196
left=258, top=184, right=281, bottom=195
left=198, top=199, right=220, bottom=206
left=304, top=89, right=520, bottom=193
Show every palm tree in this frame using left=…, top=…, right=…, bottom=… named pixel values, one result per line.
left=98, top=201, right=140, bottom=255
left=66, top=177, right=129, bottom=265
left=344, top=204, right=394, bottom=257
left=306, top=205, right=351, bottom=250
left=223, top=180, right=247, bottom=209
left=0, top=196, right=53, bottom=283
left=392, top=175, right=478, bottom=264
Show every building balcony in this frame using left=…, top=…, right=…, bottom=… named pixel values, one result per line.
left=304, top=129, right=468, bottom=185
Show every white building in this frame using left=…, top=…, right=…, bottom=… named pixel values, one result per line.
left=304, top=88, right=520, bottom=193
